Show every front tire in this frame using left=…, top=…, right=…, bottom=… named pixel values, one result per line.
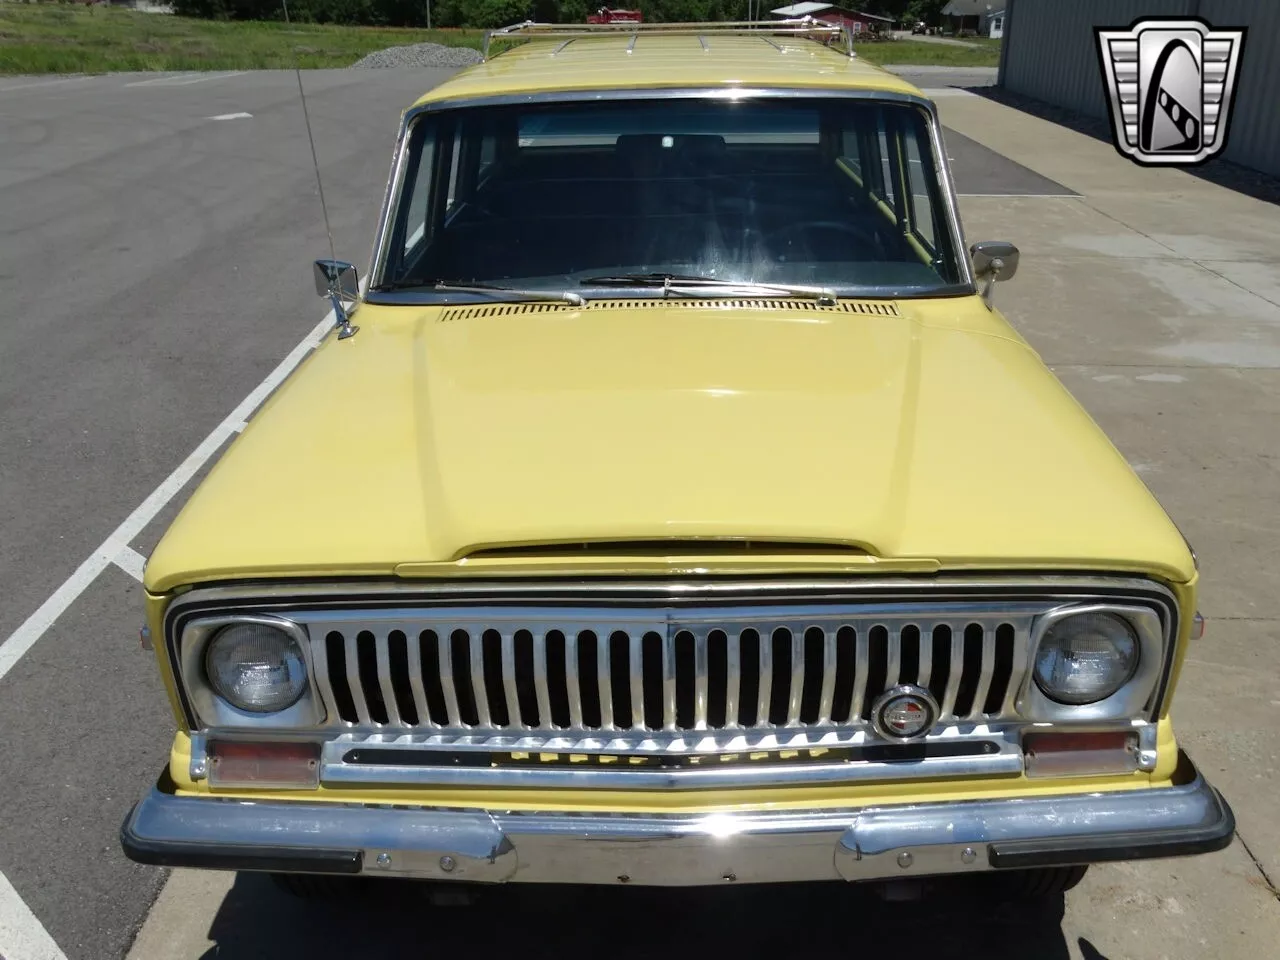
left=270, top=873, right=364, bottom=899
left=999, top=865, right=1089, bottom=899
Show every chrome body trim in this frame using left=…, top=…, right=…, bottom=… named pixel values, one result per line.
left=122, top=757, right=1233, bottom=885
left=165, top=577, right=1181, bottom=746
left=366, top=87, right=976, bottom=299
left=318, top=725, right=1024, bottom=789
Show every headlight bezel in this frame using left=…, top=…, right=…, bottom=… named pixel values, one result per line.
left=178, top=614, right=324, bottom=728
left=1018, top=603, right=1166, bottom=722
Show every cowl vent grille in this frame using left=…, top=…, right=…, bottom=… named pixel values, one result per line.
left=439, top=299, right=902, bottom=321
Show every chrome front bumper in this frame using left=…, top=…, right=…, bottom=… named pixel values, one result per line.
left=122, top=755, right=1233, bottom=886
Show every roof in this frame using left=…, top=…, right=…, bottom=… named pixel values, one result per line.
left=412, top=34, right=923, bottom=109
left=770, top=2, right=833, bottom=15
left=941, top=0, right=1003, bottom=15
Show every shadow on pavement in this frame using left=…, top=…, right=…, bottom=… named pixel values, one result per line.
left=198, top=873, right=1072, bottom=959
left=967, top=86, right=1280, bottom=208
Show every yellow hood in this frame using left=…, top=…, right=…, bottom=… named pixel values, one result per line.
left=146, top=298, right=1194, bottom=592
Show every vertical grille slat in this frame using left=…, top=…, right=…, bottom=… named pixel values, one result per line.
left=374, top=631, right=406, bottom=728
left=817, top=628, right=837, bottom=724
left=629, top=635, right=646, bottom=730
left=916, top=623, right=933, bottom=689
left=756, top=630, right=773, bottom=728
left=940, top=625, right=966, bottom=719
left=597, top=632, right=614, bottom=730
left=725, top=631, right=741, bottom=729
left=885, top=625, right=902, bottom=689
left=564, top=631, right=583, bottom=729
left=437, top=631, right=462, bottom=727
left=1000, top=622, right=1026, bottom=715
left=786, top=628, right=805, bottom=726
left=468, top=630, right=491, bottom=728
left=661, top=629, right=677, bottom=731
left=404, top=632, right=435, bottom=729
left=693, top=629, right=709, bottom=731
left=309, top=607, right=1043, bottom=737
left=311, top=634, right=345, bottom=726
left=344, top=635, right=372, bottom=725
left=849, top=629, right=869, bottom=721
left=973, top=626, right=1002, bottom=718
left=500, top=632, right=523, bottom=730
left=532, top=631, right=553, bottom=730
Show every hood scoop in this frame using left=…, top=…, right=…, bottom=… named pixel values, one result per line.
left=440, top=298, right=902, bottom=321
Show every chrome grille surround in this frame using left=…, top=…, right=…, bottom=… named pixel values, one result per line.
left=167, top=577, right=1178, bottom=788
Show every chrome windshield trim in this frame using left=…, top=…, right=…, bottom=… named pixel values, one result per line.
left=368, top=87, right=977, bottom=296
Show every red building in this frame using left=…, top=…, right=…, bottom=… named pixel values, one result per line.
left=769, top=3, right=895, bottom=35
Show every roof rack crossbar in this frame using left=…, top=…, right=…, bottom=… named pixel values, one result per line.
left=481, top=18, right=857, bottom=61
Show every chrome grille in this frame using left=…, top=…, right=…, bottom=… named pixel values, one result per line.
left=305, top=604, right=1039, bottom=735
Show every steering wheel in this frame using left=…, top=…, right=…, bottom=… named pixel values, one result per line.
left=762, top=220, right=883, bottom=259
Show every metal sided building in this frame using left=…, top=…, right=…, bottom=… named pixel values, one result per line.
left=998, top=0, right=1280, bottom=177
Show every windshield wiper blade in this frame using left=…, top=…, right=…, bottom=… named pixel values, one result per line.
left=581, top=273, right=837, bottom=306
left=376, top=279, right=585, bottom=306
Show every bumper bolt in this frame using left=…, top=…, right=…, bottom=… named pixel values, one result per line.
left=897, top=851, right=913, bottom=869
left=722, top=872, right=737, bottom=882
left=375, top=853, right=392, bottom=869
left=961, top=847, right=977, bottom=865
left=439, top=855, right=457, bottom=873
left=617, top=875, right=631, bottom=883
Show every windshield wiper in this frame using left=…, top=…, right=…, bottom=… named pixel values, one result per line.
left=581, top=273, right=837, bottom=306
left=375, top=279, right=585, bottom=306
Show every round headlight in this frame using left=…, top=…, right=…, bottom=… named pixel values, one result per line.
left=205, top=623, right=308, bottom=713
left=1033, top=612, right=1139, bottom=705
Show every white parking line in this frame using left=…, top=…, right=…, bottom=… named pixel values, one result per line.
left=114, top=546, right=147, bottom=583
left=0, top=76, right=93, bottom=94
left=165, top=72, right=246, bottom=87
left=124, top=74, right=198, bottom=87
left=125, top=72, right=245, bottom=88
left=0, top=306, right=337, bottom=686
left=0, top=869, right=68, bottom=960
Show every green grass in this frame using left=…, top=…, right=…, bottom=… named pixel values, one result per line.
left=855, top=39, right=1000, bottom=68
left=0, top=4, right=999, bottom=74
left=0, top=3, right=485, bottom=74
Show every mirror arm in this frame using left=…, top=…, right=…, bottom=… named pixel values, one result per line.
left=979, top=257, right=1004, bottom=305
left=332, top=290, right=359, bottom=340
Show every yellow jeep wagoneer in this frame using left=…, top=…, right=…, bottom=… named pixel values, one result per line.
left=122, top=20, right=1233, bottom=899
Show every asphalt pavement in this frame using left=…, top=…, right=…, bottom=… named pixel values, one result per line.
left=0, top=67, right=1276, bottom=960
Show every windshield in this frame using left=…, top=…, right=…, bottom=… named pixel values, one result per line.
left=374, top=96, right=967, bottom=299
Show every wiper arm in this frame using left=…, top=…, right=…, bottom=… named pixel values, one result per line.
left=375, top=279, right=585, bottom=306
left=581, top=273, right=837, bottom=306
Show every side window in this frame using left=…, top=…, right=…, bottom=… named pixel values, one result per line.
left=903, top=131, right=937, bottom=250
left=401, top=128, right=436, bottom=257
left=876, top=112, right=896, bottom=206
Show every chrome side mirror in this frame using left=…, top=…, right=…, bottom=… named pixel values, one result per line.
left=970, top=240, right=1019, bottom=305
left=313, top=259, right=359, bottom=339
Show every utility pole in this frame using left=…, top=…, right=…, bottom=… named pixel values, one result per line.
left=426, top=0, right=432, bottom=30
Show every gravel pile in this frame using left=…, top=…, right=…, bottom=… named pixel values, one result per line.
left=351, top=42, right=485, bottom=69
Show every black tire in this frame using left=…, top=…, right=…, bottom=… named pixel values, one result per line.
left=999, top=865, right=1089, bottom=899
left=269, top=873, right=365, bottom=899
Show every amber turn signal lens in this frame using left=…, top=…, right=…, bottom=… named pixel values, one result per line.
left=208, top=740, right=321, bottom=789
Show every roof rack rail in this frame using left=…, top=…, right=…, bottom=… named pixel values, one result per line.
left=481, top=17, right=857, bottom=61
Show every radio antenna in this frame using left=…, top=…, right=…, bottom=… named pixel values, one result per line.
left=281, top=0, right=337, bottom=268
